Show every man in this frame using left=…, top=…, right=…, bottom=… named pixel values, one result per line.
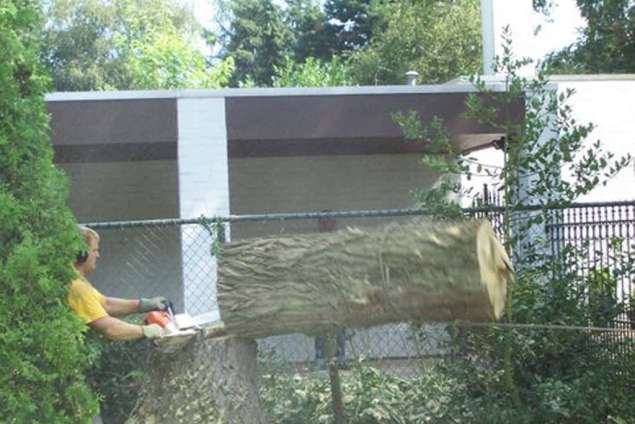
left=68, top=225, right=166, bottom=340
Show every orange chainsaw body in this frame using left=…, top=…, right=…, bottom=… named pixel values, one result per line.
left=144, top=310, right=171, bottom=328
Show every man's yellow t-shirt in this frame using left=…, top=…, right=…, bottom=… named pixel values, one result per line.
left=68, top=275, right=108, bottom=324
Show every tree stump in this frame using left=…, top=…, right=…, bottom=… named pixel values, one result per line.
left=126, top=332, right=266, bottom=424
left=218, top=219, right=512, bottom=338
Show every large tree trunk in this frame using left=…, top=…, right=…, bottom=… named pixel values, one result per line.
left=126, top=332, right=266, bottom=424
left=218, top=219, right=512, bottom=339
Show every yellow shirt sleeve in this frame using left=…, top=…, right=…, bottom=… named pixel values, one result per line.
left=68, top=276, right=108, bottom=324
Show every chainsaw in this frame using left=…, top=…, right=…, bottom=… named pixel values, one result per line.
left=143, top=301, right=198, bottom=342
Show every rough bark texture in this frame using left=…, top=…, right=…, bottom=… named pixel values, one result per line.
left=126, top=333, right=266, bottom=424
left=218, top=219, right=512, bottom=338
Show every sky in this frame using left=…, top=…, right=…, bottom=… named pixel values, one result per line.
left=488, top=0, right=585, bottom=73
left=189, top=0, right=217, bottom=30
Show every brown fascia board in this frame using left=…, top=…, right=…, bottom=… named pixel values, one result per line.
left=226, top=92, right=523, bottom=158
left=46, top=90, right=523, bottom=162
left=47, top=98, right=177, bottom=163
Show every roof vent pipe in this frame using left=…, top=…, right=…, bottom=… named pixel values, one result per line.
left=405, top=71, right=419, bottom=86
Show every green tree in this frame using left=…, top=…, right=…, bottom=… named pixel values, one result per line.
left=217, top=0, right=292, bottom=87
left=124, top=27, right=234, bottom=90
left=323, top=0, right=386, bottom=52
left=286, top=0, right=334, bottom=62
left=272, top=55, right=353, bottom=87
left=0, top=1, right=99, bottom=421
left=41, top=0, right=232, bottom=91
left=349, top=0, right=482, bottom=85
left=544, top=0, right=635, bottom=73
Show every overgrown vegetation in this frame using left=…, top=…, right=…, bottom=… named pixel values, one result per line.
left=0, top=1, right=98, bottom=421
left=388, top=28, right=635, bottom=423
left=260, top=329, right=635, bottom=423
left=85, top=332, right=151, bottom=424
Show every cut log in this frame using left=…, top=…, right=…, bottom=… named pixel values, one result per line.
left=126, top=334, right=266, bottom=424
left=218, top=219, right=512, bottom=339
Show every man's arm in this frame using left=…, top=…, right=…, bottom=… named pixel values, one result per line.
left=89, top=316, right=161, bottom=341
left=104, top=297, right=140, bottom=317
left=104, top=296, right=167, bottom=317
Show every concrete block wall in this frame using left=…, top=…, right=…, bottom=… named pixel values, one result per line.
left=228, top=153, right=439, bottom=239
left=60, top=161, right=179, bottom=222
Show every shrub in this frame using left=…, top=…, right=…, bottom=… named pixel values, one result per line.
left=0, top=1, right=98, bottom=421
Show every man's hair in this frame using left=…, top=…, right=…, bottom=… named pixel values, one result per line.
left=78, top=225, right=99, bottom=244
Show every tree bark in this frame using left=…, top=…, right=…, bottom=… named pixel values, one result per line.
left=218, top=219, right=512, bottom=339
left=126, top=333, right=266, bottom=424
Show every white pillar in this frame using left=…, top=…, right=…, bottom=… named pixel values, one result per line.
left=177, top=97, right=229, bottom=320
left=481, top=0, right=495, bottom=75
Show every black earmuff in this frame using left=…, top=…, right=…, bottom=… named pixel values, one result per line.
left=76, top=250, right=88, bottom=264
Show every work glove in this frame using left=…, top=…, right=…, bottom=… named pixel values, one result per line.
left=139, top=296, right=167, bottom=312
left=142, top=324, right=164, bottom=339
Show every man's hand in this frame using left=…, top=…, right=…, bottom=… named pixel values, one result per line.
left=139, top=296, right=167, bottom=312
left=142, top=324, right=164, bottom=339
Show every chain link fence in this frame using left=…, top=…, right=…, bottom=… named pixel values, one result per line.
left=85, top=201, right=634, bottom=375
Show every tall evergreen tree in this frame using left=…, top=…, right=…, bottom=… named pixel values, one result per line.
left=219, top=0, right=292, bottom=86
left=0, top=1, right=98, bottom=421
left=323, top=0, right=385, bottom=51
left=286, top=0, right=334, bottom=62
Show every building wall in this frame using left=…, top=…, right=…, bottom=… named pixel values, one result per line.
left=460, top=79, right=635, bottom=204
left=228, top=153, right=439, bottom=239
left=59, top=161, right=179, bottom=222
left=561, top=80, right=635, bottom=202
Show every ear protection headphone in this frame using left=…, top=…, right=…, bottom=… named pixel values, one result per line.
left=76, top=249, right=89, bottom=264
left=76, top=225, right=97, bottom=264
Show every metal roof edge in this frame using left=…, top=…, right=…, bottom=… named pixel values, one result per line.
left=45, top=82, right=513, bottom=102
left=45, top=74, right=635, bottom=102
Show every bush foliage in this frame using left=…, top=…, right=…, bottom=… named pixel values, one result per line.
left=0, top=1, right=98, bottom=421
